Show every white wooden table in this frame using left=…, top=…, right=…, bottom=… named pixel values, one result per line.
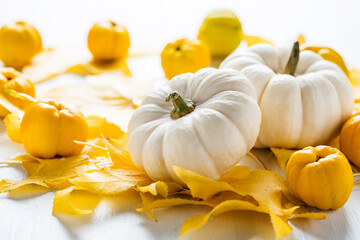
left=1, top=0, right=360, bottom=239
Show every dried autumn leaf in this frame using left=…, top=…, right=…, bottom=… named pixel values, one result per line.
left=4, top=113, right=22, bottom=143
left=137, top=198, right=213, bottom=215
left=87, top=115, right=125, bottom=139
left=243, top=35, right=274, bottom=47
left=302, top=45, right=349, bottom=76
left=162, top=166, right=325, bottom=239
left=0, top=92, right=22, bottom=118
left=0, top=178, right=48, bottom=193
left=137, top=181, right=169, bottom=198
left=270, top=148, right=297, bottom=172
left=350, top=68, right=360, bottom=86
left=139, top=192, right=157, bottom=221
left=172, top=165, right=240, bottom=200
left=41, top=84, right=135, bottom=131
left=179, top=199, right=291, bottom=240
left=22, top=46, right=149, bottom=83
left=296, top=34, right=306, bottom=45
left=0, top=147, right=113, bottom=193
left=69, top=135, right=152, bottom=195
left=52, top=186, right=101, bottom=215
left=70, top=169, right=139, bottom=195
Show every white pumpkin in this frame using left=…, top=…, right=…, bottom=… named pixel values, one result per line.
left=127, top=68, right=261, bottom=182
left=220, top=42, right=354, bottom=148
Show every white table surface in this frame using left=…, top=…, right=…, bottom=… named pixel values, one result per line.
left=1, top=1, right=360, bottom=239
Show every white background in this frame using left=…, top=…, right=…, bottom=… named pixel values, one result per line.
left=1, top=0, right=360, bottom=240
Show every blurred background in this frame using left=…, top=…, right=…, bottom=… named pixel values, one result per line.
left=1, top=0, right=360, bottom=66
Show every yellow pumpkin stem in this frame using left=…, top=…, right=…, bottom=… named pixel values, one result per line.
left=284, top=41, right=300, bottom=76
left=165, top=91, right=195, bottom=119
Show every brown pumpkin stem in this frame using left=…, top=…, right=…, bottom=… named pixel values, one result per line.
left=284, top=41, right=300, bottom=76
left=165, top=91, right=195, bottom=119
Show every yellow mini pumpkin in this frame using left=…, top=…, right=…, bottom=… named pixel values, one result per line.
left=161, top=38, right=210, bottom=79
left=0, top=21, right=42, bottom=70
left=340, top=113, right=360, bottom=168
left=0, top=68, right=35, bottom=111
left=87, top=20, right=130, bottom=62
left=286, top=146, right=353, bottom=210
left=20, top=99, right=88, bottom=158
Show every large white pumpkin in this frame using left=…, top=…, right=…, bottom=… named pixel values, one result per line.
left=220, top=43, right=353, bottom=148
left=128, top=68, right=261, bottom=182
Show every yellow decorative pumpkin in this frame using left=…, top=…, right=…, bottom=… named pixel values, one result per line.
left=0, top=21, right=42, bottom=70
left=161, top=38, right=210, bottom=79
left=0, top=67, right=35, bottom=111
left=20, top=99, right=88, bottom=158
left=87, top=20, right=130, bottom=62
left=286, top=146, right=353, bottom=210
left=340, top=113, right=360, bottom=168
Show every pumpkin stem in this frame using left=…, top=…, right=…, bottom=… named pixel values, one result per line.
left=165, top=91, right=195, bottom=119
left=284, top=41, right=300, bottom=76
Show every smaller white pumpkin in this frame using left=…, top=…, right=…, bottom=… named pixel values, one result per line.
left=221, top=42, right=354, bottom=149
left=128, top=68, right=261, bottom=182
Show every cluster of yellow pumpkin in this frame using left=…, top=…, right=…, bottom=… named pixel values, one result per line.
left=1, top=10, right=359, bottom=215
left=161, top=9, right=243, bottom=79
left=0, top=19, right=131, bottom=158
left=0, top=20, right=130, bottom=70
